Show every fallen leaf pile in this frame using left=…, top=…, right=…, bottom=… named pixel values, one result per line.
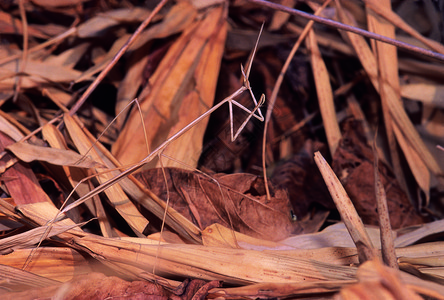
left=0, top=0, right=444, bottom=299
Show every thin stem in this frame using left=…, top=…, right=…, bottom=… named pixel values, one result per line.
left=69, top=0, right=170, bottom=115
left=248, top=0, right=444, bottom=62
left=262, top=0, right=331, bottom=200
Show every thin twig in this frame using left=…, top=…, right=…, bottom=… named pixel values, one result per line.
left=247, top=0, right=444, bottom=62
left=13, top=0, right=29, bottom=103
left=0, top=28, right=76, bottom=67
left=262, top=0, right=332, bottom=200
left=69, top=0, right=170, bottom=115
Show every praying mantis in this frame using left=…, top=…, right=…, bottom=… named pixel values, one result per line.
left=23, top=24, right=266, bottom=270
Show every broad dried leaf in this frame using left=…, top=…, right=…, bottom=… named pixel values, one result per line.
left=332, top=120, right=426, bottom=229
left=112, top=4, right=224, bottom=169
left=159, top=9, right=227, bottom=169
left=135, top=168, right=297, bottom=241
left=30, top=0, right=88, bottom=7
left=0, top=133, right=52, bottom=205
left=7, top=141, right=102, bottom=168
left=77, top=7, right=154, bottom=38
left=0, top=11, right=49, bottom=39
left=0, top=59, right=81, bottom=88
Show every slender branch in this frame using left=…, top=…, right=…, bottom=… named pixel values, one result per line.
left=69, top=0, right=170, bottom=115
left=247, top=0, right=444, bottom=62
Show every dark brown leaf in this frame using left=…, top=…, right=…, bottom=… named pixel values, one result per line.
left=332, top=119, right=426, bottom=229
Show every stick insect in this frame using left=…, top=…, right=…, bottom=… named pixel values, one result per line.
left=23, top=24, right=266, bottom=270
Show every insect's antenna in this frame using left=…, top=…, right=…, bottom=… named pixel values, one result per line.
left=244, top=22, right=265, bottom=83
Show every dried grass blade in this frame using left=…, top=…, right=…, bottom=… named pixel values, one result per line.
left=0, top=221, right=85, bottom=253
left=160, top=6, right=227, bottom=168
left=0, top=264, right=61, bottom=292
left=364, top=0, right=444, bottom=54
left=0, top=111, right=25, bottom=142
left=41, top=123, right=95, bottom=214
left=212, top=280, right=357, bottom=299
left=336, top=2, right=442, bottom=177
left=366, top=0, right=407, bottom=196
left=63, top=114, right=148, bottom=236
left=0, top=247, right=92, bottom=283
left=202, top=223, right=285, bottom=249
left=15, top=202, right=83, bottom=230
left=400, top=83, right=444, bottom=108
left=306, top=30, right=341, bottom=155
left=314, top=151, right=376, bottom=263
left=395, top=219, right=444, bottom=248
left=393, top=124, right=431, bottom=207
left=73, top=234, right=358, bottom=284
left=7, top=141, right=102, bottom=168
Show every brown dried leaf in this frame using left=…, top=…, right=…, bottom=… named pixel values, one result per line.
left=0, top=59, right=81, bottom=88
left=135, top=167, right=297, bottom=241
left=0, top=133, right=51, bottom=205
left=7, top=141, right=102, bottom=168
left=112, top=4, right=224, bottom=169
left=54, top=272, right=169, bottom=300
left=76, top=7, right=154, bottom=38
left=332, top=120, right=426, bottom=229
left=159, top=10, right=227, bottom=169
left=271, top=141, right=333, bottom=221
left=0, top=11, right=49, bottom=39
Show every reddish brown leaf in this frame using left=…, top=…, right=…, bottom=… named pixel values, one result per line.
left=0, top=132, right=51, bottom=205
left=332, top=119, right=426, bottom=229
left=135, top=168, right=299, bottom=241
left=271, top=140, right=334, bottom=221
left=54, top=272, right=169, bottom=300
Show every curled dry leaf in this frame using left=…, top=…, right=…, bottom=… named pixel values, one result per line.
left=134, top=167, right=298, bottom=241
